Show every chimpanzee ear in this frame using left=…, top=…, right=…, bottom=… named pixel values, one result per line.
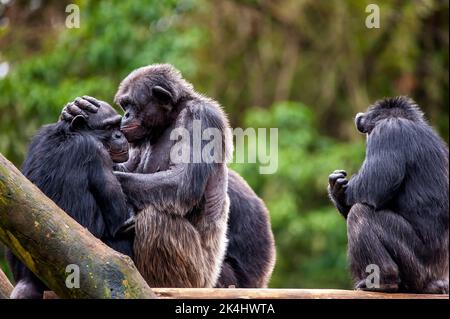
left=70, top=115, right=87, bottom=130
left=152, top=85, right=174, bottom=106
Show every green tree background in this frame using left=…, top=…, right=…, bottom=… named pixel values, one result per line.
left=0, top=0, right=448, bottom=289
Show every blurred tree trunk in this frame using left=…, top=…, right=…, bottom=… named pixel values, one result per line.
left=0, top=153, right=154, bottom=299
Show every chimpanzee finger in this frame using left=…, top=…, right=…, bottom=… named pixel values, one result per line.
left=74, top=97, right=98, bottom=114
left=60, top=110, right=74, bottom=122
left=81, top=96, right=101, bottom=112
left=66, top=102, right=88, bottom=118
left=329, top=172, right=345, bottom=185
left=336, top=178, right=348, bottom=190
left=332, top=170, right=347, bottom=176
left=116, top=215, right=135, bottom=236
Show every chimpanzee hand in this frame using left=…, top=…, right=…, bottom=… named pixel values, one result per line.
left=60, top=96, right=100, bottom=122
left=328, top=170, right=351, bottom=218
left=116, top=214, right=136, bottom=238
left=114, top=171, right=142, bottom=210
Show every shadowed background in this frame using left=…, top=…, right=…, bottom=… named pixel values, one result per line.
left=0, top=0, right=448, bottom=289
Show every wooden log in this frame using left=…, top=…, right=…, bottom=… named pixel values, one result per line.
left=0, top=153, right=154, bottom=299
left=152, top=288, right=449, bottom=299
left=0, top=267, right=13, bottom=299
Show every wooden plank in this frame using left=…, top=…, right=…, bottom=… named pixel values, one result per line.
left=44, top=288, right=449, bottom=300
left=152, top=288, right=449, bottom=299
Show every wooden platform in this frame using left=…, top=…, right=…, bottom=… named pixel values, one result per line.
left=41, top=289, right=448, bottom=299
left=152, top=288, right=448, bottom=299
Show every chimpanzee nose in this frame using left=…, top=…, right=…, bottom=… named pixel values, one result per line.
left=114, top=132, right=122, bottom=139
left=124, top=112, right=130, bottom=119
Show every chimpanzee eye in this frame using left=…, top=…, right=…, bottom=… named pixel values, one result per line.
left=119, top=98, right=134, bottom=111
left=126, top=103, right=136, bottom=110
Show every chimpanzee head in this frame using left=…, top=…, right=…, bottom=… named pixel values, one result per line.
left=354, top=96, right=425, bottom=134
left=70, top=101, right=129, bottom=163
left=113, top=64, right=194, bottom=142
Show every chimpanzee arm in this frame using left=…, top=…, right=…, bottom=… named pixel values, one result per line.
left=115, top=103, right=231, bottom=215
left=346, top=119, right=408, bottom=209
left=328, top=170, right=351, bottom=218
left=89, top=147, right=132, bottom=237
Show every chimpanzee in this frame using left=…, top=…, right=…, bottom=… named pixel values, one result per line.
left=328, top=96, right=449, bottom=293
left=7, top=98, right=134, bottom=299
left=61, top=64, right=276, bottom=288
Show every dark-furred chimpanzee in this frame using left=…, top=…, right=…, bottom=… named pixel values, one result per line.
left=61, top=64, right=276, bottom=288
left=7, top=98, right=134, bottom=299
left=328, top=96, right=449, bottom=293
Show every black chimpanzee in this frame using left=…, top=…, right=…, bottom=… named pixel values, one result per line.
left=7, top=97, right=134, bottom=299
left=328, top=96, right=449, bottom=293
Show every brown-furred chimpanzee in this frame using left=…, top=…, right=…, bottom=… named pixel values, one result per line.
left=328, top=96, right=449, bottom=293
left=61, top=64, right=276, bottom=288
left=7, top=99, right=134, bottom=299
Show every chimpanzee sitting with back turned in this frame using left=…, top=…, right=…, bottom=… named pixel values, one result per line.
left=328, top=97, right=449, bottom=293
left=7, top=97, right=134, bottom=299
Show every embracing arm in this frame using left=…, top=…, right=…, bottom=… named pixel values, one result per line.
left=89, top=148, right=132, bottom=237
left=115, top=103, right=231, bottom=215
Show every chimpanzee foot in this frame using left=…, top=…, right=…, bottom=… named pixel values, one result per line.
left=424, top=280, right=449, bottom=294
left=355, top=279, right=399, bottom=293
left=10, top=279, right=44, bottom=299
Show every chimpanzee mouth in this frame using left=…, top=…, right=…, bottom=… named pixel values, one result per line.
left=110, top=150, right=129, bottom=163
left=120, top=125, right=141, bottom=133
left=121, top=125, right=147, bottom=142
left=112, top=150, right=128, bottom=156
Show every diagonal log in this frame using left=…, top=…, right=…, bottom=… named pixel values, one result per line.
left=0, top=152, right=154, bottom=299
left=0, top=267, right=13, bottom=299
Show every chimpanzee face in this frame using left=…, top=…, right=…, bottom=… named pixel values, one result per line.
left=355, top=96, right=424, bottom=134
left=114, top=66, right=180, bottom=143
left=70, top=101, right=129, bottom=163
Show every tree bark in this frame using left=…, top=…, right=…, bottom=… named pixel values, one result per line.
left=0, top=153, right=154, bottom=299
left=0, top=267, right=13, bottom=299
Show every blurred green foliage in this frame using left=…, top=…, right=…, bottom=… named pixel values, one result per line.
left=231, top=102, right=364, bottom=287
left=0, top=0, right=448, bottom=289
left=0, top=0, right=201, bottom=164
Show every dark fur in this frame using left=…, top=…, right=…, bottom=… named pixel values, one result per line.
left=114, top=64, right=233, bottom=287
left=7, top=104, right=133, bottom=298
left=62, top=64, right=275, bottom=287
left=114, top=64, right=275, bottom=287
left=328, top=96, right=449, bottom=293
left=216, top=170, right=275, bottom=287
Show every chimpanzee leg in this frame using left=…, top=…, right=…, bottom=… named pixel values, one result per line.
left=347, top=204, right=400, bottom=292
left=347, top=204, right=432, bottom=292
left=6, top=251, right=46, bottom=299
